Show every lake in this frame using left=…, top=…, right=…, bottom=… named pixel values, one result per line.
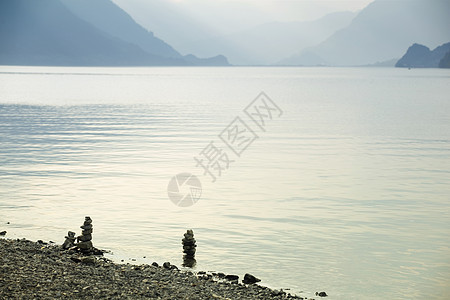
left=0, top=66, right=449, bottom=299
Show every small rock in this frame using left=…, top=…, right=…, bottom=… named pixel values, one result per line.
left=0, top=231, right=6, bottom=236
left=62, top=231, right=76, bottom=250
left=315, top=291, right=327, bottom=297
left=242, top=273, right=261, bottom=284
left=224, top=274, right=239, bottom=281
left=162, top=262, right=171, bottom=269
left=92, top=248, right=104, bottom=256
left=70, top=256, right=81, bottom=263
left=80, top=256, right=95, bottom=265
left=151, top=262, right=159, bottom=267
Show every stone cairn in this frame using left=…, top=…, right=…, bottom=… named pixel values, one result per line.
left=62, top=231, right=76, bottom=250
left=182, top=229, right=197, bottom=267
left=76, top=216, right=94, bottom=255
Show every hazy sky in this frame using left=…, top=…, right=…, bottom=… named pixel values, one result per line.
left=114, top=0, right=373, bottom=36
left=175, top=0, right=373, bottom=22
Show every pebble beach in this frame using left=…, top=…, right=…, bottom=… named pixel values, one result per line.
left=0, top=238, right=319, bottom=299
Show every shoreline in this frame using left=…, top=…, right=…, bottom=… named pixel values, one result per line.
left=0, top=238, right=319, bottom=299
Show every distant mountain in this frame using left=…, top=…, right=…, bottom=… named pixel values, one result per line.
left=439, top=51, right=450, bottom=68
left=179, top=11, right=356, bottom=65
left=395, top=42, right=450, bottom=68
left=282, top=0, right=450, bottom=66
left=183, top=54, right=229, bottom=66
left=0, top=0, right=229, bottom=66
left=0, top=0, right=186, bottom=66
left=60, top=0, right=182, bottom=59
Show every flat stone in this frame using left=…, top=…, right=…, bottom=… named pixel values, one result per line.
left=80, top=256, right=95, bottom=265
left=224, top=274, right=239, bottom=281
left=0, top=231, right=6, bottom=236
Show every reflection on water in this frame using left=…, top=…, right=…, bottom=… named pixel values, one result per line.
left=0, top=66, right=450, bottom=299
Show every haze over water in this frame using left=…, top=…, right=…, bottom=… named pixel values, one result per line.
left=0, top=66, right=449, bottom=299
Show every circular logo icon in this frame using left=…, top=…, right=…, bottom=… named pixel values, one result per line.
left=167, top=173, right=202, bottom=207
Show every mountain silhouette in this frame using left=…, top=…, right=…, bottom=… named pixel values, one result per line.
left=439, top=51, right=450, bottom=68
left=0, top=0, right=229, bottom=66
left=395, top=42, right=450, bottom=68
left=179, top=11, right=356, bottom=65
left=282, top=0, right=450, bottom=66
left=60, top=0, right=182, bottom=59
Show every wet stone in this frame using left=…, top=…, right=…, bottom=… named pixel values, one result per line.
left=225, top=274, right=239, bottom=281
left=243, top=273, right=261, bottom=284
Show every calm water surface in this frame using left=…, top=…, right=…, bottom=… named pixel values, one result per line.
left=0, top=66, right=449, bottom=299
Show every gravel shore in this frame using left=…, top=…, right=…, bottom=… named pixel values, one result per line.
left=0, top=238, right=309, bottom=299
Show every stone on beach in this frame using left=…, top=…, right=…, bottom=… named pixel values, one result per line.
left=182, top=229, right=197, bottom=257
left=224, top=274, right=239, bottom=281
left=182, top=256, right=197, bottom=268
left=243, top=273, right=261, bottom=284
left=0, top=231, right=6, bottom=236
left=182, top=229, right=197, bottom=268
left=62, top=231, right=76, bottom=249
left=1, top=238, right=304, bottom=299
left=75, top=216, right=94, bottom=255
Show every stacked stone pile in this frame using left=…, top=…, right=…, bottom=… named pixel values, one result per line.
left=182, top=229, right=196, bottom=257
left=62, top=231, right=76, bottom=249
left=182, top=229, right=197, bottom=267
left=76, top=216, right=93, bottom=255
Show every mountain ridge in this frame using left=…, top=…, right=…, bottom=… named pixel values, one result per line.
left=0, top=0, right=229, bottom=66
left=395, top=42, right=450, bottom=68
left=179, top=11, right=356, bottom=65
left=281, top=0, right=450, bottom=66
